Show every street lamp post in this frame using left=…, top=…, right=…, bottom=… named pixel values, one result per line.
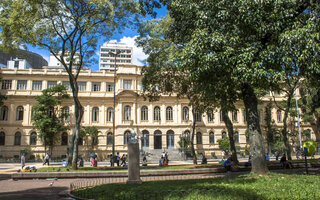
left=109, top=50, right=122, bottom=166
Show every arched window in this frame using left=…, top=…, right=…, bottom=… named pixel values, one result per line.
left=124, top=131, right=131, bottom=145
left=48, top=107, right=54, bottom=118
left=182, top=130, right=190, bottom=139
left=195, top=110, right=201, bottom=122
left=92, top=107, right=99, bottom=122
left=154, top=106, right=161, bottom=121
left=0, top=106, right=8, bottom=121
left=107, top=107, right=114, bottom=122
left=207, top=109, right=214, bottom=122
left=232, top=110, right=238, bottom=122
left=0, top=132, right=5, bottom=145
left=196, top=132, right=202, bottom=144
left=61, top=132, right=68, bottom=145
left=107, top=132, right=113, bottom=145
left=141, top=130, right=149, bottom=148
left=92, top=134, right=98, bottom=145
left=16, top=106, right=24, bottom=121
left=277, top=110, right=282, bottom=122
left=30, top=132, right=37, bottom=145
left=182, top=106, right=189, bottom=121
left=209, top=132, right=215, bottom=144
left=166, top=106, right=173, bottom=121
left=62, top=106, right=69, bottom=121
left=222, top=131, right=227, bottom=139
left=234, top=131, right=239, bottom=143
left=14, top=132, right=21, bottom=145
left=167, top=130, right=174, bottom=148
left=141, top=106, right=148, bottom=121
left=124, top=105, right=131, bottom=120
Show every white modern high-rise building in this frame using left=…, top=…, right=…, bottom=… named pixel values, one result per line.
left=99, top=42, right=132, bottom=71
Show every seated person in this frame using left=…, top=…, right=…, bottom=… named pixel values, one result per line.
left=266, top=154, right=270, bottom=161
left=280, top=154, right=292, bottom=169
left=201, top=154, right=207, bottom=164
left=78, top=158, right=84, bottom=167
left=91, top=157, right=97, bottom=167
left=224, top=157, right=232, bottom=172
left=159, top=156, right=164, bottom=166
left=142, top=156, right=147, bottom=166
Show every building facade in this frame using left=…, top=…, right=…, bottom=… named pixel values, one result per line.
left=99, top=43, right=132, bottom=71
left=0, top=66, right=315, bottom=160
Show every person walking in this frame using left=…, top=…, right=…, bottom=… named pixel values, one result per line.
left=43, top=153, right=50, bottom=166
left=120, top=154, right=126, bottom=167
left=116, top=152, right=120, bottom=167
left=20, top=154, right=25, bottom=170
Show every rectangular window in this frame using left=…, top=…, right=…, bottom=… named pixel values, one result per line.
left=124, top=80, right=131, bottom=90
left=92, top=82, right=101, bottom=91
left=47, top=81, right=57, bottom=89
left=17, top=80, right=27, bottom=90
left=1, top=80, right=12, bottom=90
left=14, top=61, right=19, bottom=68
left=32, top=81, right=42, bottom=90
left=78, top=82, right=87, bottom=91
left=106, top=83, right=114, bottom=92
left=62, top=81, right=71, bottom=91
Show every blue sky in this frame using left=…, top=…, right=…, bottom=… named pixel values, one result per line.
left=26, top=7, right=167, bottom=71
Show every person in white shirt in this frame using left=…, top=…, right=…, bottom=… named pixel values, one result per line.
left=43, top=153, right=50, bottom=166
left=21, top=154, right=25, bottom=170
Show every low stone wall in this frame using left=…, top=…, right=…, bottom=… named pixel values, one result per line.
left=11, top=162, right=320, bottom=180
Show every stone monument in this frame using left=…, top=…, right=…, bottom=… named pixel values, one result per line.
left=127, top=130, right=142, bottom=184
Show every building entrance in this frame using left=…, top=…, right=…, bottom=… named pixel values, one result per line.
left=154, top=130, right=162, bottom=149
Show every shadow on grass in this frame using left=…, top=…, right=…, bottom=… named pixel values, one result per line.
left=72, top=175, right=264, bottom=200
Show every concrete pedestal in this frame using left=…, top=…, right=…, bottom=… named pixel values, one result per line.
left=127, top=143, right=142, bottom=184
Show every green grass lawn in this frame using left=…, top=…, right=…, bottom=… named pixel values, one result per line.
left=71, top=173, right=320, bottom=200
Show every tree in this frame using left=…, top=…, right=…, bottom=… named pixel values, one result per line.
left=80, top=126, right=99, bottom=151
left=32, top=84, right=69, bottom=156
left=0, top=0, right=138, bottom=169
left=217, top=138, right=230, bottom=155
left=139, top=0, right=320, bottom=174
left=300, top=82, right=320, bottom=144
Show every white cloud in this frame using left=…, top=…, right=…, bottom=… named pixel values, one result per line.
left=103, top=36, right=148, bottom=66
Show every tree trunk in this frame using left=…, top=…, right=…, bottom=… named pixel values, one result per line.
left=265, top=102, right=273, bottom=155
left=242, top=83, right=269, bottom=174
left=71, top=98, right=83, bottom=170
left=222, top=108, right=239, bottom=165
left=282, top=92, right=293, bottom=160
left=311, top=112, right=320, bottom=143
left=67, top=75, right=84, bottom=170
left=49, top=146, right=53, bottom=158
left=68, top=130, right=75, bottom=165
left=190, top=101, right=197, bottom=165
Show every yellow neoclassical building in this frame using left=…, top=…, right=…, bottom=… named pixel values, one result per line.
left=0, top=65, right=315, bottom=160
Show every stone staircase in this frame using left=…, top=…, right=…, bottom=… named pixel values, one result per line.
left=140, top=148, right=185, bottom=163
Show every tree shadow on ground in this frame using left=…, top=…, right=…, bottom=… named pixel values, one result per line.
left=0, top=186, right=68, bottom=200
